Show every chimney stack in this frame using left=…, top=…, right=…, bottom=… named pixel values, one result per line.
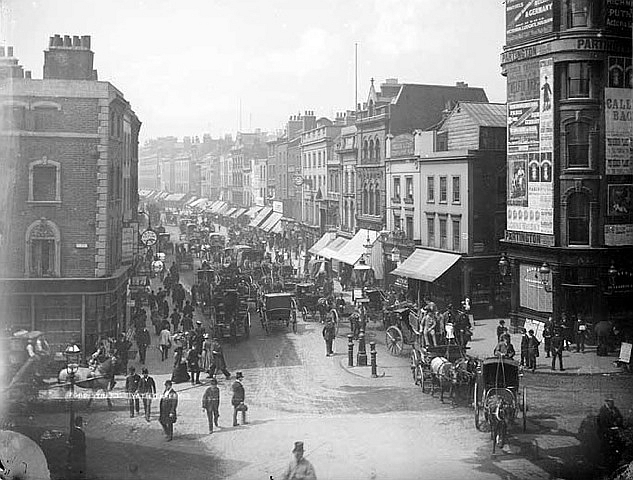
left=0, top=47, right=5, bottom=57
left=44, top=34, right=95, bottom=80
left=25, top=70, right=31, bottom=79
left=7, top=46, right=13, bottom=57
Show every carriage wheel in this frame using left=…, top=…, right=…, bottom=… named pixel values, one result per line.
left=263, top=315, right=270, bottom=335
left=301, top=306, right=309, bottom=321
left=416, top=365, right=425, bottom=391
left=292, top=310, right=297, bottom=334
left=385, top=326, right=404, bottom=356
left=474, top=384, right=482, bottom=431
left=410, top=351, right=419, bottom=384
left=522, top=387, right=527, bottom=432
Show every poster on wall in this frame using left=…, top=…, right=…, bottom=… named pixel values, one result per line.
left=506, top=0, right=554, bottom=46
left=507, top=58, right=555, bottom=235
left=605, top=87, right=633, bottom=175
left=608, top=184, right=633, bottom=217
left=605, top=224, right=633, bottom=246
left=519, top=264, right=553, bottom=313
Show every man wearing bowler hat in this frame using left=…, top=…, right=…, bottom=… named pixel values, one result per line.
left=231, top=371, right=246, bottom=427
left=281, top=441, right=316, bottom=480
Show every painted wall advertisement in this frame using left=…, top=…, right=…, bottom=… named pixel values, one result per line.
left=507, top=58, right=553, bottom=234
left=519, top=264, right=553, bottom=313
left=605, top=224, right=633, bottom=246
left=506, top=0, right=554, bottom=46
left=605, top=87, right=633, bottom=175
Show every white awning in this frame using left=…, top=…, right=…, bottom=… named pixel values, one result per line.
left=212, top=202, right=228, bottom=213
left=318, top=237, right=349, bottom=260
left=246, top=205, right=263, bottom=218
left=223, top=207, right=238, bottom=217
left=308, top=232, right=334, bottom=255
left=249, top=206, right=273, bottom=227
left=270, top=221, right=283, bottom=234
left=390, top=248, right=461, bottom=283
left=260, top=212, right=283, bottom=232
left=231, top=207, right=248, bottom=219
left=330, top=229, right=380, bottom=265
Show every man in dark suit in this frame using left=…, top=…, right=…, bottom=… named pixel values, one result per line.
left=136, top=327, right=150, bottom=364
left=125, top=367, right=141, bottom=418
left=138, top=367, right=156, bottom=422
left=231, top=372, right=246, bottom=427
left=159, top=380, right=178, bottom=441
left=202, top=377, right=220, bottom=434
left=551, top=329, right=565, bottom=371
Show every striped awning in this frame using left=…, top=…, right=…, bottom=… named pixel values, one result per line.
left=317, top=237, right=349, bottom=260
left=249, top=206, right=273, bottom=228
left=260, top=212, right=283, bottom=233
left=390, top=248, right=461, bottom=282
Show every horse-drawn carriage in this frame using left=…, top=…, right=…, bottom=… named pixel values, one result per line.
left=210, top=288, right=251, bottom=341
left=175, top=242, right=195, bottom=270
left=357, top=288, right=386, bottom=326
left=474, top=356, right=528, bottom=453
left=129, top=275, right=150, bottom=307
left=296, top=282, right=321, bottom=321
left=383, top=304, right=420, bottom=356
left=260, top=293, right=297, bottom=334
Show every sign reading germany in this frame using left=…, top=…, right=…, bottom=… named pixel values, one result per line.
left=506, top=0, right=554, bottom=46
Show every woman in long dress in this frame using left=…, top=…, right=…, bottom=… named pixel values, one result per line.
left=171, top=346, right=190, bottom=383
left=201, top=334, right=213, bottom=377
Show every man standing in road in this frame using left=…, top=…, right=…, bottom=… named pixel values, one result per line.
left=159, top=325, right=172, bottom=361
left=138, top=367, right=156, bottom=422
left=136, top=326, right=150, bottom=365
left=551, top=328, right=565, bottom=371
left=575, top=316, right=587, bottom=353
left=159, top=380, right=178, bottom=441
left=322, top=317, right=336, bottom=357
left=210, top=338, right=231, bottom=380
left=125, top=366, right=141, bottom=418
left=526, top=329, right=540, bottom=373
left=202, top=377, right=220, bottom=434
left=231, top=371, right=246, bottom=427
left=281, top=441, right=316, bottom=480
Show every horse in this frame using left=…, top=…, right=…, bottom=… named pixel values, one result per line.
left=430, top=356, right=456, bottom=403
left=486, top=392, right=515, bottom=453
left=58, top=356, right=117, bottom=409
left=452, top=356, right=479, bottom=405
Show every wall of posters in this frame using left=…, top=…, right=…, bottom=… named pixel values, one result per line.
left=608, top=184, right=633, bottom=216
left=519, top=263, right=553, bottom=313
left=605, top=87, right=633, bottom=175
left=507, top=58, right=554, bottom=234
left=506, top=0, right=554, bottom=46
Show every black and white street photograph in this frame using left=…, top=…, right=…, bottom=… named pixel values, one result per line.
left=0, top=1, right=632, bottom=479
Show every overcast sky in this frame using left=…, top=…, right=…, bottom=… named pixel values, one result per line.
left=3, top=0, right=507, bottom=141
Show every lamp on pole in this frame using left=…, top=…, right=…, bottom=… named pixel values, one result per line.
left=64, top=344, right=81, bottom=434
left=539, top=262, right=552, bottom=293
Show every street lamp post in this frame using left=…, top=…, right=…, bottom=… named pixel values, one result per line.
left=64, top=344, right=81, bottom=434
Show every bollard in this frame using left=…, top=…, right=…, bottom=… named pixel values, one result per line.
left=347, top=334, right=354, bottom=367
left=357, top=332, right=367, bottom=367
left=370, top=341, right=377, bottom=377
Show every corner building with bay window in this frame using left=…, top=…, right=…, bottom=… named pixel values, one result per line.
left=500, top=1, right=633, bottom=333
left=0, top=35, right=141, bottom=354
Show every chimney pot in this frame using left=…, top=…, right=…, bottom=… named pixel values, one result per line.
left=63, top=35, right=72, bottom=47
left=54, top=35, right=63, bottom=47
left=25, top=71, right=31, bottom=79
left=7, top=46, right=13, bottom=57
left=81, top=35, right=91, bottom=49
left=73, top=36, right=81, bottom=47
left=49, top=37, right=55, bottom=47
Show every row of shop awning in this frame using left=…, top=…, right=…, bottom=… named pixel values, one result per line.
left=307, top=226, right=461, bottom=283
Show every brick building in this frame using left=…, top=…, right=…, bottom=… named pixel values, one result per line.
left=500, top=1, right=633, bottom=330
left=0, top=35, right=141, bottom=353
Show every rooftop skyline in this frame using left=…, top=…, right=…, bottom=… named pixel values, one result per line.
left=2, top=0, right=506, bottom=141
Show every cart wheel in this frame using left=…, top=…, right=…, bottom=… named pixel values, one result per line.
left=474, top=384, right=482, bottom=431
left=385, top=326, right=404, bottom=356
left=301, top=306, right=309, bottom=321
left=292, top=310, right=297, bottom=334
left=420, top=367, right=430, bottom=394
left=410, top=351, right=419, bottom=384
left=522, top=386, right=527, bottom=432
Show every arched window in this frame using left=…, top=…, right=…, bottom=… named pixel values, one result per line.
left=568, top=192, right=590, bottom=245
left=369, top=183, right=375, bottom=215
left=363, top=140, right=368, bottom=160
left=375, top=139, right=381, bottom=161
left=567, top=0, right=588, bottom=27
left=369, top=139, right=374, bottom=160
left=374, top=186, right=381, bottom=216
left=566, top=121, right=590, bottom=167
left=344, top=172, right=349, bottom=194
left=25, top=218, right=61, bottom=277
left=318, top=151, right=322, bottom=168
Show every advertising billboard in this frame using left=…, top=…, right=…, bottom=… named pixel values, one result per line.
left=605, top=86, right=633, bottom=175
left=506, top=0, right=554, bottom=46
left=507, top=58, right=554, bottom=235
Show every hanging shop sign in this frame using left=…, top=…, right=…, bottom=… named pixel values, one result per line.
left=140, top=229, right=158, bottom=247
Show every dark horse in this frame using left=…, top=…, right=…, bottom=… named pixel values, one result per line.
left=452, top=356, right=479, bottom=406
left=487, top=391, right=514, bottom=453
left=58, top=356, right=117, bottom=409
